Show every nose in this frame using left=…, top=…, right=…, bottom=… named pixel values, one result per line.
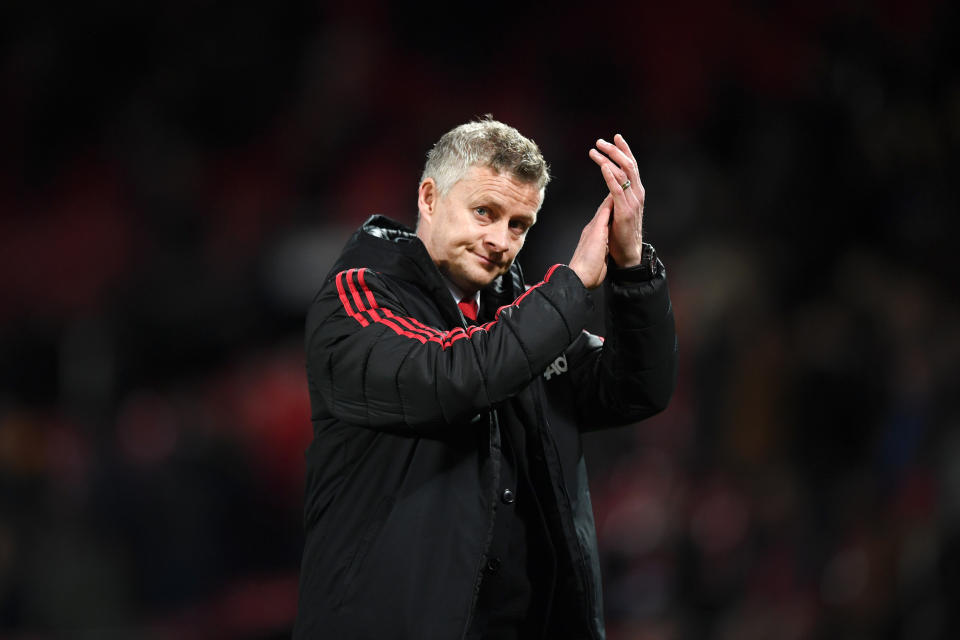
left=484, top=221, right=510, bottom=253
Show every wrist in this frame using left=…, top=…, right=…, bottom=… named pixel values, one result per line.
left=611, top=245, right=643, bottom=268
left=610, top=243, right=659, bottom=281
left=613, top=255, right=643, bottom=268
left=610, top=236, right=644, bottom=268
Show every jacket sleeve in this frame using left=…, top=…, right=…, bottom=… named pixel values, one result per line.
left=306, top=264, right=592, bottom=434
left=565, top=249, right=679, bottom=430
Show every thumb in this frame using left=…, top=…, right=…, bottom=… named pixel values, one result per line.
left=593, top=195, right=613, bottom=242
left=586, top=195, right=612, bottom=240
left=596, top=194, right=613, bottom=224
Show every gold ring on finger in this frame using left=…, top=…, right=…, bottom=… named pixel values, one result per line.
left=620, top=179, right=631, bottom=190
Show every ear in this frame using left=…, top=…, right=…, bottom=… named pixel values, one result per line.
left=417, top=178, right=437, bottom=222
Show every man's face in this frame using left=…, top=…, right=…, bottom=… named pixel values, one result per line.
left=417, top=165, right=541, bottom=295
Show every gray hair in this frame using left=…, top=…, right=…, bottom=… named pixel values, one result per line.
left=420, top=116, right=551, bottom=200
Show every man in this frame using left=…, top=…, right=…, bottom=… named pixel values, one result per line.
left=293, top=118, right=677, bottom=639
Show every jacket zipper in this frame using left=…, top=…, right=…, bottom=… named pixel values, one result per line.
left=532, top=382, right=601, bottom=640
left=459, top=409, right=502, bottom=639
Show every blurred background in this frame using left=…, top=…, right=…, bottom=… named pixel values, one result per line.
left=1, top=1, right=958, bottom=638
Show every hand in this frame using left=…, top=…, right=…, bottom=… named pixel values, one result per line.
left=569, top=194, right=613, bottom=289
left=588, top=134, right=645, bottom=267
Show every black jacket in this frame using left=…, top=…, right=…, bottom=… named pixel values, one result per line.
left=293, top=216, right=677, bottom=639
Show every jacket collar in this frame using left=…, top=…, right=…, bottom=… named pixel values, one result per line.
left=328, top=215, right=526, bottom=324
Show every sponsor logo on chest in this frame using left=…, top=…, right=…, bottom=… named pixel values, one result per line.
left=542, top=353, right=568, bottom=380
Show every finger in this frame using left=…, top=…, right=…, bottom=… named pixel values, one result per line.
left=588, top=148, right=629, bottom=183
left=577, top=195, right=611, bottom=265
left=596, top=138, right=640, bottom=185
left=613, top=134, right=642, bottom=187
left=596, top=193, right=613, bottom=222
left=599, top=162, right=631, bottom=212
left=586, top=194, right=613, bottom=234
left=613, top=134, right=634, bottom=164
left=614, top=134, right=647, bottom=200
left=595, top=197, right=611, bottom=244
left=589, top=149, right=631, bottom=193
left=595, top=149, right=644, bottom=210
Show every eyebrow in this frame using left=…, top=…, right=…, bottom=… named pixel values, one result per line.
left=471, top=193, right=538, bottom=222
left=470, top=192, right=507, bottom=210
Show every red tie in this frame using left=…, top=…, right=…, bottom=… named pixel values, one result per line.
left=458, top=296, right=478, bottom=322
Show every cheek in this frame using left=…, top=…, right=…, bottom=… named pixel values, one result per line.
left=442, top=230, right=470, bottom=257
left=454, top=229, right=476, bottom=248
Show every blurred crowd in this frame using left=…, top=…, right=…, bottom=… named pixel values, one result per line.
left=1, top=1, right=958, bottom=638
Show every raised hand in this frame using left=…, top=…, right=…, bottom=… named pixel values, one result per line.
left=569, top=194, right=613, bottom=289
left=588, top=134, right=645, bottom=268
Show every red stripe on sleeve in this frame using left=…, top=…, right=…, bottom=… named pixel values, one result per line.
left=381, top=308, right=445, bottom=339
left=345, top=269, right=369, bottom=316
left=350, top=270, right=440, bottom=339
left=346, top=269, right=450, bottom=345
left=336, top=271, right=368, bottom=327
left=390, top=310, right=444, bottom=336
left=357, top=268, right=379, bottom=310
left=334, top=265, right=564, bottom=349
left=377, top=317, right=430, bottom=344
left=513, top=285, right=538, bottom=306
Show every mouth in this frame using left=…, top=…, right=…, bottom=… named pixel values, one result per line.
left=472, top=251, right=500, bottom=268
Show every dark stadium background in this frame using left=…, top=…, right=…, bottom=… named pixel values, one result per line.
left=1, top=1, right=957, bottom=638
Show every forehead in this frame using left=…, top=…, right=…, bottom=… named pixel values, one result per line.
left=454, top=165, right=542, bottom=217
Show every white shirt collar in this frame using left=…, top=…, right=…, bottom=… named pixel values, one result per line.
left=442, top=276, right=480, bottom=308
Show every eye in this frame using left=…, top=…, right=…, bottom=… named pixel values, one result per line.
left=509, top=220, right=529, bottom=234
left=475, top=207, right=489, bottom=217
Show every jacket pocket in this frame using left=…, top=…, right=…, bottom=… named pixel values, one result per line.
left=335, top=494, right=395, bottom=609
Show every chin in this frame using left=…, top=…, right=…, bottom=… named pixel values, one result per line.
left=473, top=269, right=501, bottom=287
left=452, top=262, right=503, bottom=292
